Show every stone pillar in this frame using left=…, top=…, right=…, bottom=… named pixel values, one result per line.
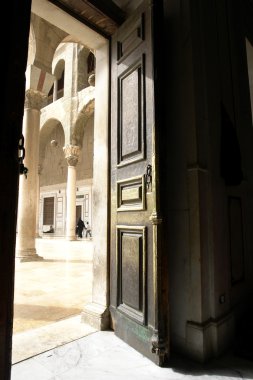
left=63, top=144, right=80, bottom=241
left=81, top=42, right=110, bottom=330
left=35, top=165, right=42, bottom=237
left=53, top=79, right=58, bottom=102
left=16, top=90, right=46, bottom=261
left=16, top=65, right=54, bottom=262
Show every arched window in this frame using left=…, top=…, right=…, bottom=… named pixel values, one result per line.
left=87, top=52, right=95, bottom=74
left=52, top=59, right=65, bottom=101
left=57, top=69, right=64, bottom=99
left=77, top=48, right=95, bottom=91
left=47, top=68, right=64, bottom=103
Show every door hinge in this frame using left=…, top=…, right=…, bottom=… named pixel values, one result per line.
left=145, top=164, right=152, bottom=191
left=18, top=135, right=28, bottom=178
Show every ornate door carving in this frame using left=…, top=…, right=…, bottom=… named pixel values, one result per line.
left=110, top=0, right=168, bottom=365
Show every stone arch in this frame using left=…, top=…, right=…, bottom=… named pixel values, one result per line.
left=29, top=13, right=68, bottom=73
left=72, top=99, right=95, bottom=147
left=52, top=58, right=65, bottom=99
left=39, top=119, right=66, bottom=186
left=52, top=56, right=65, bottom=79
left=77, top=46, right=91, bottom=91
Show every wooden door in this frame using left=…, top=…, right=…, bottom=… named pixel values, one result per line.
left=76, top=205, right=82, bottom=223
left=110, top=0, right=167, bottom=365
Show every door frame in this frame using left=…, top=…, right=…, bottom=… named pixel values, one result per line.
left=32, top=0, right=111, bottom=329
left=3, top=1, right=164, bottom=378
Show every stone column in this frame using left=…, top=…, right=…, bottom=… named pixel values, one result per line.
left=63, top=144, right=80, bottom=241
left=35, top=164, right=42, bottom=237
left=16, top=90, right=46, bottom=261
left=16, top=65, right=54, bottom=262
left=53, top=79, right=58, bottom=102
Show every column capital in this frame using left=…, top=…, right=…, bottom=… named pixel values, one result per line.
left=24, top=89, right=47, bottom=110
left=63, top=144, right=80, bottom=166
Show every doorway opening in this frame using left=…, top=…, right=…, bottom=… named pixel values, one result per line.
left=12, top=0, right=109, bottom=365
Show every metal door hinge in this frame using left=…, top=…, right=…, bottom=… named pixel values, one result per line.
left=145, top=164, right=152, bottom=191
left=18, top=135, right=28, bottom=178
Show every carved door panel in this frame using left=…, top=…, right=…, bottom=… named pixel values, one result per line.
left=110, top=0, right=167, bottom=365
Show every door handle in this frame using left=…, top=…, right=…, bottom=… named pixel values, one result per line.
left=145, top=164, right=152, bottom=191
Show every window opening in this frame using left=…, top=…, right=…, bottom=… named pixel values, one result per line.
left=57, top=69, right=64, bottom=99
left=87, top=51, right=95, bottom=74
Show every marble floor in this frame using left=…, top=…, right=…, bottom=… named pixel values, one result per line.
left=11, top=331, right=253, bottom=380
left=11, top=238, right=253, bottom=379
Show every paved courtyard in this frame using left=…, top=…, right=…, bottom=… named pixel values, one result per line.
left=12, top=237, right=95, bottom=363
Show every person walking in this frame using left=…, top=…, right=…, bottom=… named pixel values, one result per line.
left=76, top=217, right=85, bottom=238
left=85, top=221, right=92, bottom=238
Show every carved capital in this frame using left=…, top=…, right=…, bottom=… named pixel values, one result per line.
left=63, top=144, right=80, bottom=166
left=24, top=89, right=47, bottom=110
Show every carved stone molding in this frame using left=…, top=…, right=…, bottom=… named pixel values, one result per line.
left=63, top=144, right=80, bottom=166
left=24, top=89, right=47, bottom=110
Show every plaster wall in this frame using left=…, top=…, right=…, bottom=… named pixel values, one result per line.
left=76, top=117, right=94, bottom=181
left=39, top=114, right=93, bottom=188
left=39, top=182, right=92, bottom=235
left=40, top=85, right=95, bottom=145
left=40, top=124, right=66, bottom=187
left=163, top=0, right=253, bottom=361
